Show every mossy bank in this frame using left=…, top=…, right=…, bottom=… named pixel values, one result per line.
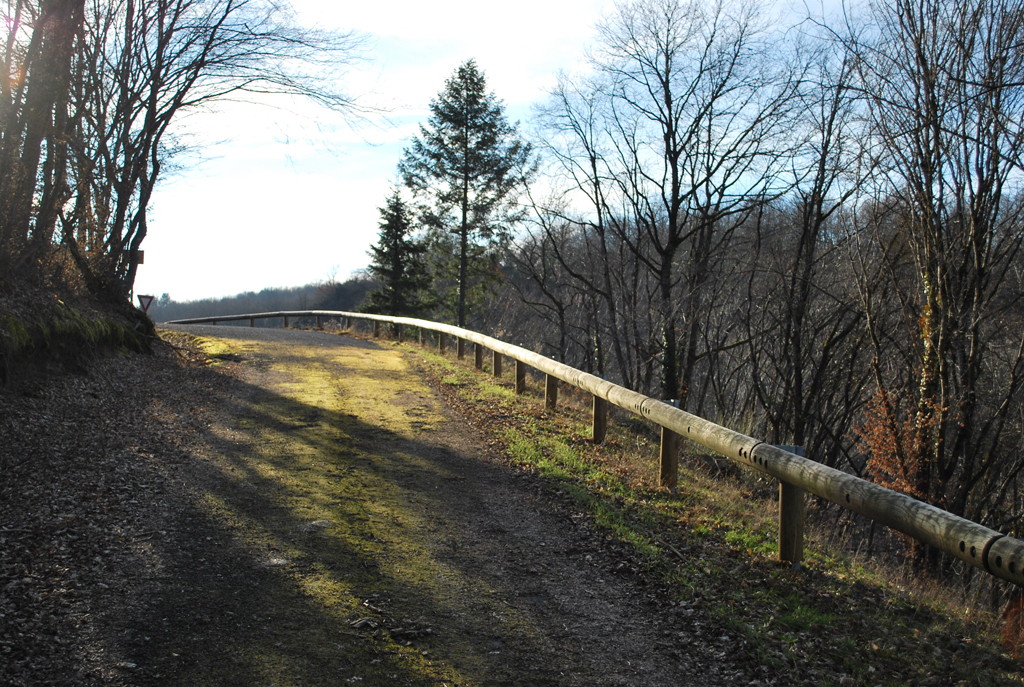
left=0, top=289, right=154, bottom=386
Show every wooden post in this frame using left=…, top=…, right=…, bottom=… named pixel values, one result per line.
left=212, top=320, right=217, bottom=326
left=545, top=374, right=558, bottom=411
left=492, top=350, right=502, bottom=377
left=475, top=343, right=484, bottom=370
left=439, top=332, right=447, bottom=354
left=284, top=316, right=289, bottom=328
left=316, top=315, right=322, bottom=329
left=457, top=338, right=465, bottom=359
left=660, top=427, right=680, bottom=488
left=396, top=324, right=404, bottom=341
left=515, top=360, right=526, bottom=395
left=593, top=396, right=608, bottom=444
left=373, top=321, right=381, bottom=338
left=249, top=318, right=255, bottom=328
left=419, top=328, right=426, bottom=345
left=779, top=482, right=806, bottom=565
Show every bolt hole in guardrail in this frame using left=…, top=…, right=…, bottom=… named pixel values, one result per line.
left=164, top=310, right=1024, bottom=585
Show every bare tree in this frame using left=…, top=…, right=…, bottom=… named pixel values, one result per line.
left=851, top=0, right=1024, bottom=538
left=1, top=0, right=367, bottom=300
left=589, top=0, right=801, bottom=404
left=533, top=72, right=640, bottom=386
left=740, top=29, right=871, bottom=469
left=0, top=0, right=85, bottom=277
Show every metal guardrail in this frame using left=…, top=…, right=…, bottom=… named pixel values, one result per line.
left=165, top=310, right=1024, bottom=586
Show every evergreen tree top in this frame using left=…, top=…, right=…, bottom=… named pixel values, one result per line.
left=401, top=59, right=529, bottom=209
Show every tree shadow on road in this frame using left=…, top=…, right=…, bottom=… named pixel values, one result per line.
left=109, top=333, right=679, bottom=686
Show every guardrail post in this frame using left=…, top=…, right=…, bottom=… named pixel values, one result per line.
left=212, top=320, right=217, bottom=326
left=373, top=321, right=381, bottom=338
left=492, top=350, right=502, bottom=377
left=515, top=360, right=526, bottom=395
left=545, top=374, right=558, bottom=411
left=593, top=396, right=608, bottom=444
left=419, top=328, right=426, bottom=345
left=439, top=332, right=447, bottom=354
left=660, top=427, right=680, bottom=488
left=771, top=446, right=806, bottom=566
left=779, top=482, right=806, bottom=565
left=284, top=316, right=289, bottom=328
left=475, top=343, right=484, bottom=369
left=316, top=315, right=323, bottom=329
left=249, top=318, right=255, bottom=328
left=396, top=324, right=404, bottom=341
left=457, top=338, right=465, bottom=359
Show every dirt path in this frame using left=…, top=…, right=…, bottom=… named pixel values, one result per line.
left=2, top=326, right=752, bottom=686
left=167, top=326, right=754, bottom=686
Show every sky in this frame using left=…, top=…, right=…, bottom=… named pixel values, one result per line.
left=132, top=0, right=613, bottom=303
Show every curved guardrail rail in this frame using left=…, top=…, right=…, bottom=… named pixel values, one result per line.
left=164, top=310, right=1024, bottom=586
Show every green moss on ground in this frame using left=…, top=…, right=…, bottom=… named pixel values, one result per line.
left=160, top=334, right=563, bottom=685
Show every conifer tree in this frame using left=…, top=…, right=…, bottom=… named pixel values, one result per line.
left=400, top=59, right=532, bottom=327
left=363, top=190, right=430, bottom=317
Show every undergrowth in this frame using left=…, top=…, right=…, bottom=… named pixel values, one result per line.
left=391, top=335, right=1024, bottom=686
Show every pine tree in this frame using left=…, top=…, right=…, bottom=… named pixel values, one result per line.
left=363, top=190, right=430, bottom=317
left=400, top=59, right=532, bottom=327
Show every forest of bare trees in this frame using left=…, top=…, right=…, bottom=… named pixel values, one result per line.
left=464, top=0, right=1024, bottom=570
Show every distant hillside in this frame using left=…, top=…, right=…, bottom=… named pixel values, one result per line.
left=148, top=274, right=377, bottom=325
